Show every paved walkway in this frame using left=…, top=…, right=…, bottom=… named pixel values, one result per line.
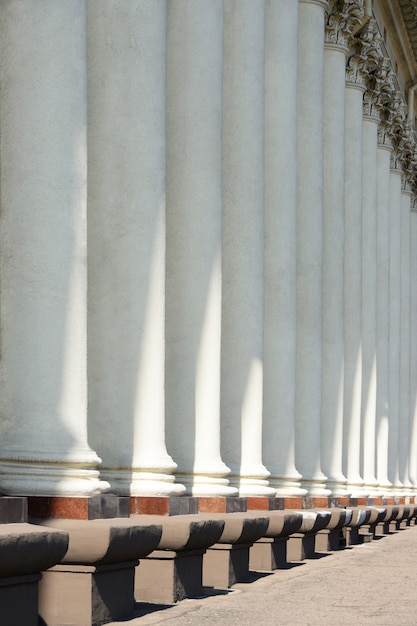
left=110, top=524, right=417, bottom=625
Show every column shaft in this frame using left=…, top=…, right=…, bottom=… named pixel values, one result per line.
left=374, top=145, right=391, bottom=491
left=322, top=40, right=348, bottom=495
left=263, top=0, right=304, bottom=494
left=387, top=168, right=402, bottom=489
left=221, top=0, right=273, bottom=496
left=361, top=116, right=379, bottom=492
left=295, top=0, right=329, bottom=495
left=165, top=0, right=236, bottom=495
left=343, top=83, right=365, bottom=492
left=399, top=189, right=413, bottom=490
left=87, top=0, right=184, bottom=495
left=0, top=0, right=108, bottom=495
left=408, top=204, right=417, bottom=487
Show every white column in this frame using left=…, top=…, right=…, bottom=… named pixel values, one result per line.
left=321, top=3, right=360, bottom=496
left=387, top=166, right=402, bottom=490
left=409, top=201, right=417, bottom=488
left=87, top=1, right=184, bottom=496
left=221, top=0, right=273, bottom=496
left=343, top=73, right=366, bottom=493
left=0, top=0, right=108, bottom=495
left=374, top=139, right=392, bottom=493
left=263, top=0, right=304, bottom=495
left=165, top=0, right=236, bottom=495
left=295, top=0, right=330, bottom=496
left=361, top=110, right=379, bottom=493
left=399, top=185, right=413, bottom=491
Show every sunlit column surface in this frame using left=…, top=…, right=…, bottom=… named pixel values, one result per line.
left=386, top=166, right=402, bottom=491
left=295, top=0, right=330, bottom=496
left=221, top=0, right=274, bottom=496
left=0, top=0, right=109, bottom=495
left=374, top=139, right=392, bottom=493
left=399, top=185, right=413, bottom=492
left=361, top=111, right=379, bottom=494
left=87, top=0, right=184, bottom=496
left=343, top=71, right=366, bottom=495
left=165, top=0, right=236, bottom=495
left=263, top=0, right=305, bottom=495
left=321, top=1, right=364, bottom=496
left=408, top=199, right=417, bottom=488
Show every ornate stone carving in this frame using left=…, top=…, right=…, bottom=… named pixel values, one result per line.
left=325, top=0, right=364, bottom=50
left=403, top=141, right=417, bottom=193
left=346, top=17, right=383, bottom=90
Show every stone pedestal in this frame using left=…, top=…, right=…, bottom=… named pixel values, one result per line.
left=39, top=562, right=137, bottom=626
left=203, top=543, right=252, bottom=589
left=135, top=549, right=205, bottom=604
left=249, top=537, right=288, bottom=571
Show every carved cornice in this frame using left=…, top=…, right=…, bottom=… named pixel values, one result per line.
left=325, top=1, right=364, bottom=51
left=398, top=1, right=417, bottom=66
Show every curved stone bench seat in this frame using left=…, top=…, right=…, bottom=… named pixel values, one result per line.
left=247, top=510, right=304, bottom=571
left=0, top=522, right=68, bottom=626
left=356, top=506, right=387, bottom=539
left=381, top=505, right=400, bottom=533
left=286, top=510, right=333, bottom=561
left=313, top=509, right=353, bottom=552
left=199, top=512, right=269, bottom=589
left=130, top=513, right=225, bottom=604
left=343, top=507, right=374, bottom=545
left=34, top=518, right=162, bottom=626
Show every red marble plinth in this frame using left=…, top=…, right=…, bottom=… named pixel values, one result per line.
left=130, top=497, right=170, bottom=516
left=246, top=497, right=270, bottom=511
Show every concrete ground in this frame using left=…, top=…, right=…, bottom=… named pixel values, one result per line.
left=109, top=524, right=417, bottom=625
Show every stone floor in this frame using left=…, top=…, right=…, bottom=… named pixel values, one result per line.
left=109, top=523, right=417, bottom=625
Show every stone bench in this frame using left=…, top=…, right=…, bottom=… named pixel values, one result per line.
left=34, top=517, right=162, bottom=626
left=343, top=507, right=372, bottom=545
left=248, top=510, right=304, bottom=571
left=131, top=513, right=225, bottom=604
left=286, top=510, right=333, bottom=561
left=314, top=508, right=353, bottom=552
left=0, top=522, right=68, bottom=626
left=200, top=512, right=269, bottom=589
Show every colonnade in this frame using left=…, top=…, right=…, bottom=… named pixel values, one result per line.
left=0, top=0, right=416, bottom=499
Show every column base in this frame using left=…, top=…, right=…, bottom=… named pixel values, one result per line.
left=100, top=468, right=186, bottom=497
left=229, top=476, right=276, bottom=497
left=178, top=473, right=238, bottom=497
left=300, top=476, right=331, bottom=497
left=0, top=460, right=110, bottom=497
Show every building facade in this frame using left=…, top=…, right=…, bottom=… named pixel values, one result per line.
left=0, top=0, right=417, bottom=508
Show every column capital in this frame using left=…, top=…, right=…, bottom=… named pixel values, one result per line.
left=325, top=0, right=364, bottom=52
left=378, top=81, right=406, bottom=148
left=347, top=17, right=383, bottom=92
